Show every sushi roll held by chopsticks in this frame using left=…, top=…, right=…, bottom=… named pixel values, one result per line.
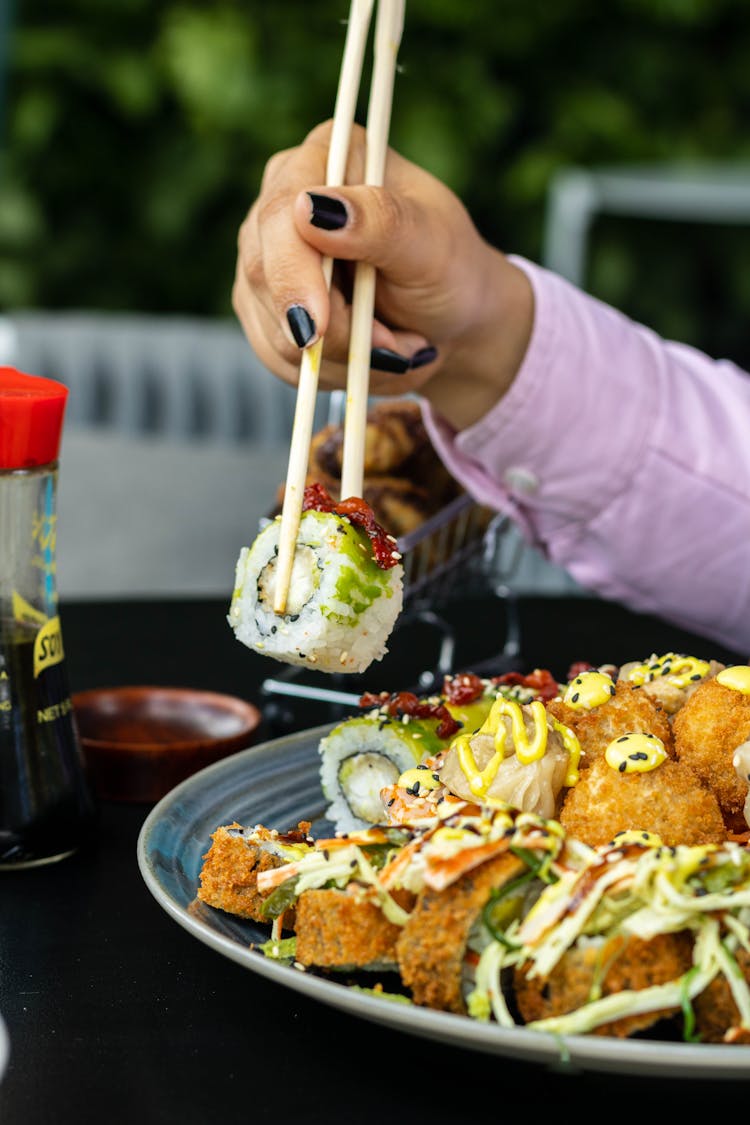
left=228, top=484, right=404, bottom=674
left=228, top=0, right=406, bottom=675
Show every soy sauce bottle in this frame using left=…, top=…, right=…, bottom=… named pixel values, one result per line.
left=0, top=367, right=96, bottom=867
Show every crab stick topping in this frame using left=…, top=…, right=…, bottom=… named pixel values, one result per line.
left=604, top=732, right=668, bottom=774
left=717, top=665, right=750, bottom=695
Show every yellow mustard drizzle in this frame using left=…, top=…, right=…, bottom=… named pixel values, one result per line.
left=609, top=829, right=663, bottom=848
left=455, top=700, right=585, bottom=800
left=626, top=652, right=710, bottom=690
left=604, top=732, right=668, bottom=774
left=549, top=718, right=583, bottom=787
left=397, top=766, right=442, bottom=793
left=563, top=670, right=615, bottom=710
left=716, top=665, right=750, bottom=695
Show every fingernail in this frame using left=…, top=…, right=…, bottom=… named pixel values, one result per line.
left=307, top=192, right=348, bottom=231
left=409, top=346, right=438, bottom=370
left=370, top=347, right=410, bottom=374
left=287, top=305, right=316, bottom=348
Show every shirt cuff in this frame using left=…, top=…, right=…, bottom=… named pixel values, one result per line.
left=422, top=255, right=662, bottom=544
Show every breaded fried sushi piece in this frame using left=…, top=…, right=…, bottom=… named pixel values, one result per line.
left=693, top=949, right=750, bottom=1044
left=548, top=681, right=673, bottom=772
left=396, top=852, right=528, bottom=1013
left=618, top=654, right=723, bottom=716
left=198, top=823, right=310, bottom=923
left=673, top=672, right=750, bottom=833
left=514, top=931, right=694, bottom=1038
left=294, top=887, right=415, bottom=972
left=558, top=753, right=726, bottom=847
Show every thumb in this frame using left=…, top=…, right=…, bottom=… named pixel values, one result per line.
left=292, top=184, right=442, bottom=286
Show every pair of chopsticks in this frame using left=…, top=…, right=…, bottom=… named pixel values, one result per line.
left=273, top=0, right=406, bottom=615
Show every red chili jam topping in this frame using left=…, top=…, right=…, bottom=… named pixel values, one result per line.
left=492, top=668, right=561, bottom=701
left=442, top=672, right=485, bottom=705
left=302, top=483, right=399, bottom=570
left=359, top=690, right=461, bottom=740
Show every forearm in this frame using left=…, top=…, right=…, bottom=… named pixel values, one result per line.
left=423, top=257, right=750, bottom=654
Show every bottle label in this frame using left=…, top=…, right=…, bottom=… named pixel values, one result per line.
left=12, top=591, right=48, bottom=627
left=33, top=616, right=65, bottom=678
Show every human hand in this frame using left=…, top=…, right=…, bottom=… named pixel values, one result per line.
left=233, top=121, right=533, bottom=430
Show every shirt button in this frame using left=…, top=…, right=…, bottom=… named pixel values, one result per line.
left=503, top=466, right=539, bottom=495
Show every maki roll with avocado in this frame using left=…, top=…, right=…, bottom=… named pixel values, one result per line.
left=319, top=711, right=449, bottom=832
left=228, top=485, right=404, bottom=675
left=320, top=683, right=500, bottom=832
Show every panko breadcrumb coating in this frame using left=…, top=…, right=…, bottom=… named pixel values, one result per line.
left=197, top=824, right=294, bottom=923
left=294, top=887, right=414, bottom=971
left=396, top=852, right=527, bottom=1013
left=514, top=931, right=694, bottom=1037
left=673, top=677, right=750, bottom=833
left=693, top=949, right=750, bottom=1043
left=548, top=682, right=673, bottom=773
left=558, top=755, right=727, bottom=847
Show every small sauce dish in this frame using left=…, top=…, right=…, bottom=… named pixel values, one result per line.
left=72, top=686, right=262, bottom=803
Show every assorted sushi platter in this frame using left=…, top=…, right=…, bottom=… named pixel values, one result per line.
left=137, top=650, right=750, bottom=1076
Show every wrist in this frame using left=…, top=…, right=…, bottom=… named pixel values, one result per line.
left=423, top=251, right=534, bottom=431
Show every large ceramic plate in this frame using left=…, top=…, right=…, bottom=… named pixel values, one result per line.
left=138, top=725, right=750, bottom=1080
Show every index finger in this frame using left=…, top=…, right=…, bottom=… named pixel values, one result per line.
left=250, top=126, right=339, bottom=347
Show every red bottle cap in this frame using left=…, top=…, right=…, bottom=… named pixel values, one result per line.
left=0, top=367, right=69, bottom=469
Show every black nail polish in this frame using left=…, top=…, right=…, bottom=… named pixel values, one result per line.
left=409, top=346, right=438, bottom=370
left=307, top=193, right=348, bottom=231
left=287, top=305, right=316, bottom=347
left=370, top=347, right=410, bottom=374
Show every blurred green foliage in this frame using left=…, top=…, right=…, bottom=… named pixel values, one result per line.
left=2, top=0, right=750, bottom=364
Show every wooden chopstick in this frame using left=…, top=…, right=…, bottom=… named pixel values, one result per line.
left=339, top=0, right=406, bottom=502
left=273, top=0, right=375, bottom=615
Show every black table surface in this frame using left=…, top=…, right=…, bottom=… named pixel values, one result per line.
left=2, top=594, right=749, bottom=1123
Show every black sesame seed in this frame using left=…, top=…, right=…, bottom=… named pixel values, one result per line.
left=408, top=782, right=421, bottom=796
left=416, top=764, right=428, bottom=770
left=432, top=773, right=440, bottom=781
left=616, top=736, right=630, bottom=743
left=572, top=692, right=580, bottom=703
left=270, top=625, right=277, bottom=634
left=387, top=798, right=395, bottom=807
left=691, top=674, right=702, bottom=681
left=618, top=762, right=627, bottom=773
left=288, top=614, right=299, bottom=622
left=436, top=796, right=445, bottom=805
left=323, top=849, right=330, bottom=860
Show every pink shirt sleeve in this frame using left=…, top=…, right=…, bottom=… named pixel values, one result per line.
left=421, top=256, right=750, bottom=656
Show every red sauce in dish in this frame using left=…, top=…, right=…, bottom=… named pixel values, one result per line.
left=302, top=483, right=399, bottom=570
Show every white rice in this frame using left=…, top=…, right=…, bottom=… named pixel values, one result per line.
left=228, top=509, right=403, bottom=674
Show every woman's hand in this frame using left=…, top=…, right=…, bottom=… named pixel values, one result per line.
left=233, top=120, right=534, bottom=430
